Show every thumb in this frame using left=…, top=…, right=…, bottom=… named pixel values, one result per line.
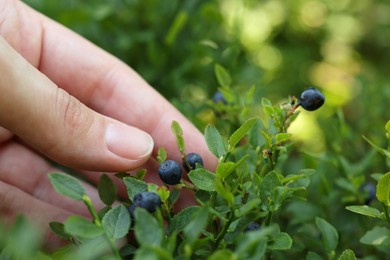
left=0, top=37, right=153, bottom=171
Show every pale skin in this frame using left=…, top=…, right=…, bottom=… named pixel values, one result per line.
left=0, top=0, right=217, bottom=248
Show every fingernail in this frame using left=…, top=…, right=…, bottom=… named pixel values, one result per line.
left=105, top=123, right=153, bottom=160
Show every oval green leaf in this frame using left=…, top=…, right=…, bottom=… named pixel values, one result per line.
left=214, top=64, right=232, bottom=87
left=188, top=168, right=216, bottom=191
left=64, top=216, right=103, bottom=238
left=315, top=217, right=339, bottom=253
left=102, top=205, right=130, bottom=240
left=98, top=174, right=117, bottom=206
left=49, top=173, right=86, bottom=201
left=171, top=120, right=185, bottom=154
left=134, top=208, right=163, bottom=246
left=376, top=172, right=390, bottom=206
left=339, top=249, right=356, bottom=260
left=205, top=124, right=226, bottom=158
left=123, top=177, right=148, bottom=201
left=345, top=205, right=383, bottom=219
left=228, top=117, right=258, bottom=151
left=167, top=206, right=200, bottom=235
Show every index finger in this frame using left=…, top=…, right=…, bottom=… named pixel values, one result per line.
left=5, top=2, right=217, bottom=170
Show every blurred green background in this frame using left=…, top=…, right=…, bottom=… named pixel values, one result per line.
left=24, top=0, right=390, bottom=150
left=22, top=0, right=390, bottom=257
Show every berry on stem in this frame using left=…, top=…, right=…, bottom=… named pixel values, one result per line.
left=244, top=222, right=261, bottom=232
left=158, top=160, right=183, bottom=185
left=360, top=182, right=376, bottom=205
left=213, top=91, right=227, bottom=104
left=132, top=192, right=161, bottom=213
left=298, top=87, right=325, bottom=111
left=183, top=153, right=204, bottom=172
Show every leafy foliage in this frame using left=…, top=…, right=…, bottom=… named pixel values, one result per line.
left=3, top=0, right=390, bottom=258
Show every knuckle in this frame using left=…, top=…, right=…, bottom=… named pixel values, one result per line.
left=44, top=88, right=94, bottom=154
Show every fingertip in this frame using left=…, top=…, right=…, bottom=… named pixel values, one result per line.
left=105, top=123, right=154, bottom=161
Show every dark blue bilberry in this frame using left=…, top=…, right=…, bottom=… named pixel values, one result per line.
left=132, top=192, right=161, bottom=213
left=360, top=182, right=376, bottom=205
left=298, top=87, right=325, bottom=111
left=244, top=222, right=261, bottom=232
left=183, top=153, right=204, bottom=172
left=213, top=91, right=227, bottom=104
left=158, top=160, right=182, bottom=185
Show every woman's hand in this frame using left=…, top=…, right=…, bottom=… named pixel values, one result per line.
left=0, top=0, right=217, bottom=248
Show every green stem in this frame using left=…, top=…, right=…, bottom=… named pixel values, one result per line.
left=83, top=195, right=101, bottom=227
left=82, top=195, right=121, bottom=259
left=209, top=192, right=217, bottom=235
left=265, top=211, right=273, bottom=226
left=213, top=209, right=235, bottom=251
left=180, top=179, right=197, bottom=191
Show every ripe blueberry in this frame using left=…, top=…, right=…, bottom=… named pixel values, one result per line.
left=360, top=182, right=376, bottom=205
left=183, top=153, right=204, bottom=172
left=158, top=160, right=182, bottom=185
left=298, top=87, right=325, bottom=111
left=132, top=192, right=161, bottom=213
left=213, top=91, right=227, bottom=104
left=244, top=222, right=261, bottom=232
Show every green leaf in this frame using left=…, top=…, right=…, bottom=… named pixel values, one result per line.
left=136, top=169, right=147, bottom=180
left=114, top=172, right=131, bottom=179
left=64, top=216, right=103, bottom=238
left=306, top=252, right=323, bottom=260
left=102, top=205, right=131, bottom=240
left=235, top=198, right=261, bottom=217
left=167, top=206, right=200, bottom=235
left=3, top=216, right=42, bottom=260
left=188, top=168, right=216, bottom=191
left=214, top=64, right=232, bottom=87
left=261, top=98, right=275, bottom=116
left=376, top=172, right=390, bottom=206
left=134, top=208, right=164, bottom=246
left=184, top=205, right=209, bottom=244
left=363, top=135, right=390, bottom=158
left=261, top=97, right=272, bottom=107
left=360, top=226, right=390, bottom=246
left=171, top=120, right=185, bottom=154
left=123, top=177, right=148, bottom=201
left=157, top=147, right=167, bottom=164
left=282, top=169, right=315, bottom=184
left=147, top=183, right=159, bottom=194
left=216, top=162, right=235, bottom=179
left=235, top=231, right=267, bottom=259
left=49, top=222, right=71, bottom=240
left=228, top=118, right=258, bottom=151
left=275, top=133, right=292, bottom=144
left=205, top=124, right=226, bottom=158
left=208, top=249, right=235, bottom=260
left=345, top=205, right=383, bottom=219
left=164, top=10, right=188, bottom=46
left=214, top=178, right=235, bottom=206
left=168, top=189, right=181, bottom=206
left=385, top=120, right=390, bottom=136
left=156, top=186, right=170, bottom=203
left=216, top=155, right=249, bottom=180
left=338, top=249, right=356, bottom=260
left=134, top=245, right=171, bottom=260
left=97, top=174, right=117, bottom=206
left=260, top=171, right=283, bottom=211
left=268, top=232, right=292, bottom=250
left=48, top=173, right=86, bottom=201
left=315, top=217, right=339, bottom=253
